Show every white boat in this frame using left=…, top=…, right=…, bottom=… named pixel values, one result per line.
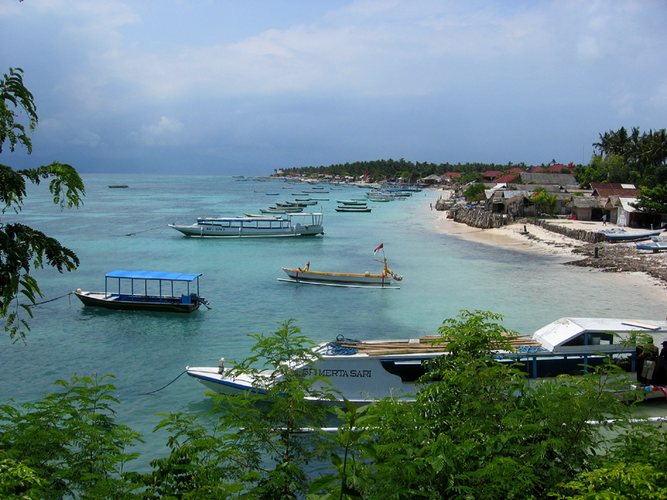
left=186, top=317, right=667, bottom=404
left=168, top=213, right=324, bottom=238
left=598, top=227, right=663, bottom=242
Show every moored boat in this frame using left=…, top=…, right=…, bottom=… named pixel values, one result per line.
left=168, top=213, right=324, bottom=238
left=75, top=270, right=207, bottom=313
left=186, top=317, right=667, bottom=403
left=280, top=244, right=401, bottom=287
left=335, top=206, right=372, bottom=213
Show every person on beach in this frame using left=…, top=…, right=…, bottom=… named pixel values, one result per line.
left=602, top=214, right=607, bottom=225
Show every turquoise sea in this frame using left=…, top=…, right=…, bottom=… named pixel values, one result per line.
left=2, top=173, right=666, bottom=467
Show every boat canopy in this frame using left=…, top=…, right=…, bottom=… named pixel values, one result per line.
left=105, top=270, right=202, bottom=282
left=533, top=317, right=667, bottom=352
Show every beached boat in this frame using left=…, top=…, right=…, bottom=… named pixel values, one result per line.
left=75, top=270, right=207, bottom=313
left=598, top=227, right=663, bottom=242
left=168, top=213, right=324, bottom=238
left=186, top=317, right=667, bottom=403
left=635, top=237, right=667, bottom=253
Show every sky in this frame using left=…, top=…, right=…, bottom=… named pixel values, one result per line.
left=1, top=0, right=666, bottom=175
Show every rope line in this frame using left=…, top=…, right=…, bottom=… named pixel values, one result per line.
left=28, top=291, right=73, bottom=307
left=123, top=225, right=163, bottom=236
left=141, top=370, right=187, bottom=395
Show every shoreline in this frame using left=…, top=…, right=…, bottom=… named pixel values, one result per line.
left=423, top=189, right=667, bottom=294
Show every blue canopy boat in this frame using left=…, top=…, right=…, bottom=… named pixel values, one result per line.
left=74, top=270, right=207, bottom=313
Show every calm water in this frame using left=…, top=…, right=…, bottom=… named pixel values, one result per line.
left=2, top=173, right=666, bottom=466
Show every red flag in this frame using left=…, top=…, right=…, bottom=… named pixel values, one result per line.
left=373, top=243, right=384, bottom=254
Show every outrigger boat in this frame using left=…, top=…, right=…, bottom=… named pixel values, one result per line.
left=186, top=317, right=667, bottom=404
left=74, top=270, right=208, bottom=313
left=168, top=213, right=324, bottom=238
left=279, top=243, right=401, bottom=288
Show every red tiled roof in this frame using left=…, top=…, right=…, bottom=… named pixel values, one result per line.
left=482, top=170, right=504, bottom=178
left=493, top=173, right=520, bottom=183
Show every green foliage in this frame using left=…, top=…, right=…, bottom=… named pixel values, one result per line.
left=141, top=412, right=243, bottom=498
left=146, top=320, right=339, bottom=498
left=532, top=188, right=558, bottom=216
left=0, top=374, right=143, bottom=498
left=554, top=462, right=667, bottom=499
left=354, top=310, right=632, bottom=499
left=634, top=183, right=667, bottom=214
left=0, top=66, right=85, bottom=341
left=0, top=456, right=45, bottom=498
left=463, top=182, right=486, bottom=202
left=0, top=68, right=37, bottom=154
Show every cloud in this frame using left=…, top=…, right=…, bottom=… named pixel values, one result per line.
left=134, top=116, right=185, bottom=147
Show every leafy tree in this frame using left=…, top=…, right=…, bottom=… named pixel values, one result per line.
left=463, top=182, right=486, bottom=202
left=634, top=184, right=667, bottom=214
left=145, top=319, right=339, bottom=498
left=354, top=310, right=631, bottom=499
left=0, top=67, right=85, bottom=341
left=0, top=374, right=142, bottom=498
left=532, top=187, right=558, bottom=216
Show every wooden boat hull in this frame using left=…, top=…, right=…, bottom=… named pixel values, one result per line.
left=75, top=290, right=200, bottom=313
left=282, top=267, right=393, bottom=285
left=335, top=207, right=371, bottom=212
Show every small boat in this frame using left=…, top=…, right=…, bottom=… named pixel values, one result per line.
left=598, top=228, right=663, bottom=242
left=367, top=192, right=395, bottom=202
left=635, top=237, right=667, bottom=252
left=280, top=249, right=402, bottom=288
left=108, top=184, right=128, bottom=189
left=168, top=213, right=324, bottom=238
left=259, top=206, right=303, bottom=214
left=336, top=199, right=367, bottom=205
left=186, top=317, right=667, bottom=404
left=335, top=206, right=372, bottom=213
left=75, top=270, right=207, bottom=313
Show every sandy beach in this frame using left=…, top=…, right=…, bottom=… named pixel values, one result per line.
left=424, top=189, right=667, bottom=292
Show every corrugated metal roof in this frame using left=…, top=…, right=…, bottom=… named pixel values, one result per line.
left=532, top=317, right=667, bottom=352
left=105, top=270, right=202, bottom=281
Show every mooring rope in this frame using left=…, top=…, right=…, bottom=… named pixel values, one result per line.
left=140, top=370, right=187, bottom=395
left=27, top=291, right=73, bottom=308
left=123, top=225, right=164, bottom=237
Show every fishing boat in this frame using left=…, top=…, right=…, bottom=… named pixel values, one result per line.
left=635, top=237, right=667, bottom=252
left=336, top=199, right=367, bottom=205
left=186, top=317, right=667, bottom=404
left=598, top=227, right=663, bottom=242
left=168, top=213, right=324, bottom=238
left=335, top=205, right=372, bottom=213
left=74, top=270, right=207, bottom=313
left=279, top=244, right=401, bottom=288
